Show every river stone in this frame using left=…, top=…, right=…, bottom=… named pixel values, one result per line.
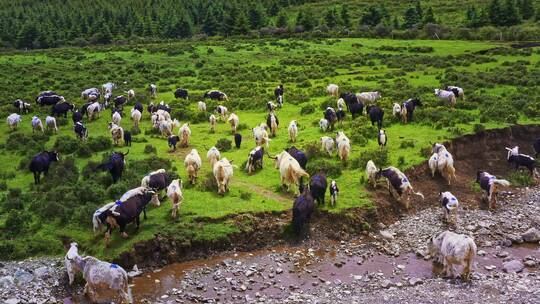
left=524, top=260, right=537, bottom=267
left=34, top=266, right=51, bottom=279
left=0, top=275, right=15, bottom=288
left=503, top=260, right=525, bottom=273
left=5, top=299, right=20, bottom=304
left=380, top=230, right=394, bottom=240
left=521, top=228, right=540, bottom=243
left=409, top=278, right=423, bottom=286
left=13, top=269, right=33, bottom=286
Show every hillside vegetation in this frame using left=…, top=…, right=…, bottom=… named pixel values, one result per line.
left=0, top=37, right=539, bottom=261
left=3, top=0, right=539, bottom=49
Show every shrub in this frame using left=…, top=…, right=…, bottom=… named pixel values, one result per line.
left=397, top=156, right=406, bottom=167
left=306, top=159, right=342, bottom=177
left=53, top=136, right=79, bottom=154
left=302, top=140, right=324, bottom=159
left=216, top=138, right=232, bottom=152
left=473, top=124, right=486, bottom=133
left=400, top=139, right=415, bottom=149
left=144, top=144, right=157, bottom=154
left=76, top=144, right=92, bottom=158
left=300, top=104, right=315, bottom=115
left=508, top=171, right=534, bottom=187
left=87, top=136, right=112, bottom=152
left=4, top=210, right=25, bottom=237
left=240, top=191, right=252, bottom=201
left=351, top=148, right=389, bottom=170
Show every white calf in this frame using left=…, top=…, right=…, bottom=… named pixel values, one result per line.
left=112, top=111, right=122, bottom=126
left=167, top=179, right=183, bottom=219
left=336, top=131, right=351, bottom=163
left=130, top=108, right=141, bottom=128
left=45, top=116, right=58, bottom=133
left=198, top=101, right=207, bottom=112
left=31, top=116, right=44, bottom=133
left=206, top=146, right=221, bottom=167
left=213, top=158, right=234, bottom=195
left=179, top=123, right=191, bottom=147
left=428, top=231, right=477, bottom=280
left=327, top=84, right=339, bottom=97
left=320, top=136, right=334, bottom=156
left=227, top=113, right=239, bottom=134
left=184, top=149, right=201, bottom=184
left=209, top=114, right=217, bottom=133
left=288, top=120, right=298, bottom=142
left=440, top=191, right=459, bottom=225
left=7, top=113, right=21, bottom=130
left=365, top=160, right=378, bottom=188
left=319, top=118, right=329, bottom=132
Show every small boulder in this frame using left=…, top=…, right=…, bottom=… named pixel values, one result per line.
left=502, top=260, right=525, bottom=273
left=380, top=230, right=394, bottom=240
left=521, top=228, right=540, bottom=243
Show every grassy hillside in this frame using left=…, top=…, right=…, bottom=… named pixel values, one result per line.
left=0, top=37, right=539, bottom=260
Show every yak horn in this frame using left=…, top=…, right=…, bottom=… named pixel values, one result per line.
left=266, top=152, right=277, bottom=159
left=124, top=149, right=130, bottom=156
left=505, top=147, right=511, bottom=151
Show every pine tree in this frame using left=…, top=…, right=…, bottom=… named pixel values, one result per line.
left=403, top=7, right=420, bottom=28
left=324, top=7, right=337, bottom=28
left=423, top=7, right=436, bottom=24
left=488, top=0, right=504, bottom=25
left=268, top=1, right=280, bottom=17
left=235, top=10, right=251, bottom=34
left=360, top=6, right=382, bottom=26
left=517, top=0, right=534, bottom=20
left=392, top=16, right=400, bottom=29
left=249, top=3, right=267, bottom=29
left=415, top=1, right=423, bottom=20
left=340, top=5, right=351, bottom=28
left=276, top=10, right=288, bottom=28
left=203, top=4, right=222, bottom=36
left=502, top=0, right=521, bottom=25
left=16, top=23, right=39, bottom=48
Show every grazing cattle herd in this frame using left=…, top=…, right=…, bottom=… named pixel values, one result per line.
left=5, top=80, right=540, bottom=302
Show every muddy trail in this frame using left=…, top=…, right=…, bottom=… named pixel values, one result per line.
left=372, top=124, right=540, bottom=224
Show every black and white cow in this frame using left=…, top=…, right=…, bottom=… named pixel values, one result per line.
left=246, top=146, right=264, bottom=173
left=506, top=147, right=537, bottom=176
left=274, top=84, right=284, bottom=107
left=174, top=88, right=189, bottom=99
left=35, top=91, right=57, bottom=103
left=74, top=122, right=88, bottom=140
left=156, top=102, right=171, bottom=113
left=377, top=166, right=424, bottom=209
left=37, top=94, right=65, bottom=106
left=141, top=169, right=170, bottom=204
left=204, top=90, right=228, bottom=101
left=324, top=107, right=337, bottom=131
left=103, top=188, right=159, bottom=244
left=267, top=101, right=277, bottom=112
left=29, top=151, right=60, bottom=184
left=366, top=105, right=384, bottom=129
left=72, top=110, right=83, bottom=123
left=402, top=98, right=422, bottom=123
left=168, top=135, right=180, bottom=151
left=336, top=108, right=345, bottom=125
left=286, top=146, right=308, bottom=170
left=134, top=102, right=144, bottom=113
left=97, top=151, right=129, bottom=183
left=234, top=133, right=242, bottom=149
left=292, top=188, right=315, bottom=234
left=13, top=99, right=31, bottom=114
left=81, top=88, right=100, bottom=101
left=113, top=96, right=128, bottom=109
left=149, top=84, right=157, bottom=98
left=476, top=171, right=510, bottom=209
left=329, top=180, right=339, bottom=206
left=52, top=102, right=74, bottom=118
left=378, top=129, right=387, bottom=148
left=309, top=171, right=327, bottom=205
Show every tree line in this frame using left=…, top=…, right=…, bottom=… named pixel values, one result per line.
left=3, top=0, right=539, bottom=50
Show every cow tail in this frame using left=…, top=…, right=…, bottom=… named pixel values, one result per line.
left=92, top=214, right=100, bottom=233
left=141, top=176, right=149, bottom=188
left=410, top=186, right=424, bottom=200
left=493, top=179, right=510, bottom=187
left=451, top=94, right=456, bottom=107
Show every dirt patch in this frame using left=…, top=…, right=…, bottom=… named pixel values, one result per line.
left=371, top=124, right=540, bottom=224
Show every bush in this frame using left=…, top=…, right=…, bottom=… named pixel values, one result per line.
left=240, top=191, right=252, bottom=201
left=144, top=144, right=157, bottom=154
left=87, top=136, right=112, bottom=152
left=400, top=139, right=415, bottom=149
left=397, top=156, right=406, bottom=167
left=306, top=159, right=342, bottom=177
left=76, top=144, right=92, bottom=158
left=473, top=124, right=486, bottom=133
left=216, top=138, right=232, bottom=152
left=4, top=210, right=25, bottom=237
left=508, top=171, right=534, bottom=187
left=300, top=104, right=315, bottom=115
left=302, top=140, right=324, bottom=159
left=53, top=136, right=79, bottom=154
left=351, top=148, right=389, bottom=170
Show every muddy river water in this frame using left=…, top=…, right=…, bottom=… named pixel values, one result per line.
left=129, top=240, right=539, bottom=302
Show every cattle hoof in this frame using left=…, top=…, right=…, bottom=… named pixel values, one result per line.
left=121, top=232, right=129, bottom=238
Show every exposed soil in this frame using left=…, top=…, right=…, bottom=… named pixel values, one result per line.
left=371, top=124, right=540, bottom=224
